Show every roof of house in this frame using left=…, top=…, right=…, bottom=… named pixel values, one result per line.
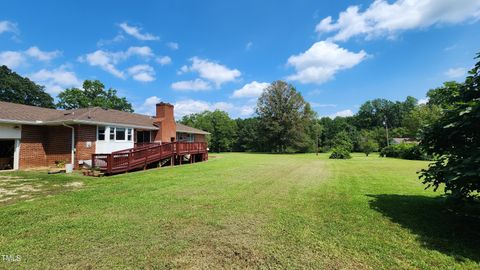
left=176, top=123, right=210, bottom=135
left=0, top=101, right=208, bottom=134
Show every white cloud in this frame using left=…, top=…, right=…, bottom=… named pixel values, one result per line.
left=119, top=22, right=159, bottom=41
left=418, top=98, right=429, bottom=105
left=171, top=79, right=212, bottom=91
left=30, top=67, right=81, bottom=95
left=173, top=99, right=236, bottom=118
left=0, top=21, right=18, bottom=35
left=245, top=41, right=253, bottom=50
left=136, top=96, right=161, bottom=115
left=0, top=46, right=61, bottom=69
left=316, top=0, right=480, bottom=42
left=78, top=46, right=155, bottom=78
left=156, top=56, right=172, bottom=65
left=232, top=81, right=269, bottom=98
left=25, top=46, right=61, bottom=61
left=445, top=67, right=468, bottom=79
left=0, top=51, right=25, bottom=69
left=181, top=57, right=241, bottom=87
left=97, top=34, right=125, bottom=47
left=127, top=64, right=156, bottom=82
left=79, top=50, right=125, bottom=78
left=167, top=42, right=179, bottom=50
left=310, top=103, right=337, bottom=108
left=328, top=109, right=354, bottom=118
left=239, top=106, right=255, bottom=117
left=286, top=41, right=367, bottom=84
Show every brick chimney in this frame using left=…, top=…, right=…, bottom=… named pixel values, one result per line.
left=153, top=102, right=176, bottom=143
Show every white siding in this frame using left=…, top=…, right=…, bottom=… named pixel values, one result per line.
left=0, top=124, right=21, bottom=139
left=95, top=126, right=135, bottom=154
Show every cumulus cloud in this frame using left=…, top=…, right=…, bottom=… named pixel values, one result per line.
left=25, top=46, right=61, bottom=61
left=119, top=22, right=159, bottom=41
left=316, top=0, right=480, bottom=42
left=167, top=42, right=179, bottom=50
left=0, top=20, right=18, bottom=35
left=29, top=66, right=81, bottom=95
left=0, top=46, right=61, bottom=69
left=0, top=51, right=25, bottom=69
left=328, top=109, right=354, bottom=118
left=286, top=41, right=367, bottom=84
left=445, top=67, right=468, bottom=79
left=418, top=98, right=429, bottom=105
left=136, top=96, right=161, bottom=115
left=156, top=56, right=172, bottom=65
left=180, top=57, right=241, bottom=87
left=173, top=99, right=237, bottom=118
left=232, top=81, right=269, bottom=98
left=171, top=79, right=212, bottom=91
left=78, top=46, right=155, bottom=78
left=127, top=64, right=156, bottom=82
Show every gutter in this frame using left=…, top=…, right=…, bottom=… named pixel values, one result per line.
left=0, top=119, right=159, bottom=130
left=62, top=123, right=75, bottom=166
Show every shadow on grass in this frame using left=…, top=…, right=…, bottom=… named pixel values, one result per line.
left=368, top=194, right=480, bottom=262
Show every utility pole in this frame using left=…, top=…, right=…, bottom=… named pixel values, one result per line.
left=383, top=116, right=389, bottom=146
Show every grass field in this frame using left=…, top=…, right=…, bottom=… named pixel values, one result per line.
left=0, top=153, right=479, bottom=269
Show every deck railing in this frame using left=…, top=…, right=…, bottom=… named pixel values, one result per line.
left=92, top=142, right=207, bottom=174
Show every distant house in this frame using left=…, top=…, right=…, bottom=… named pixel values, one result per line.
left=391, top=137, right=419, bottom=145
left=0, top=101, right=209, bottom=171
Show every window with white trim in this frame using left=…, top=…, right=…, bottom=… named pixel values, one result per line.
left=127, top=128, right=133, bottom=141
left=116, top=128, right=126, bottom=141
left=109, top=127, right=115, bottom=140
left=98, top=126, right=106, bottom=141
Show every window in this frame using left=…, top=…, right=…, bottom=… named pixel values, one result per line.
left=109, top=127, right=115, bottom=140
left=98, top=126, right=105, bottom=141
left=116, top=128, right=126, bottom=141
left=127, top=129, right=133, bottom=141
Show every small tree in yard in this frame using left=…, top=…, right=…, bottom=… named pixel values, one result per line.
left=359, top=139, right=378, bottom=156
left=329, top=130, right=352, bottom=159
left=420, top=53, right=480, bottom=202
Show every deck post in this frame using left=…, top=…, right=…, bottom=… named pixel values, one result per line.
left=107, top=154, right=113, bottom=174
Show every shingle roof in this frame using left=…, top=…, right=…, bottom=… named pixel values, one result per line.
left=0, top=101, right=158, bottom=129
left=176, top=123, right=210, bottom=135
left=0, top=101, right=208, bottom=134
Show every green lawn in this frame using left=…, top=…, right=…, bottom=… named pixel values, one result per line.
left=0, top=153, right=479, bottom=269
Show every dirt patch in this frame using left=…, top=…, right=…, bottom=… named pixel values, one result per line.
left=64, top=181, right=84, bottom=188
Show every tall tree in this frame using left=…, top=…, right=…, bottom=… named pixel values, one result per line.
left=180, top=110, right=237, bottom=152
left=426, top=81, right=462, bottom=109
left=420, top=53, right=480, bottom=201
left=402, top=104, right=442, bottom=138
left=57, top=80, right=133, bottom=112
left=0, top=65, right=55, bottom=108
left=256, top=80, right=312, bottom=153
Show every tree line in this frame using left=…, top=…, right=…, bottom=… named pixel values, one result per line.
left=180, top=81, right=446, bottom=155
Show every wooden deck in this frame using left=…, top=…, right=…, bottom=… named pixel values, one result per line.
left=92, top=142, right=208, bottom=175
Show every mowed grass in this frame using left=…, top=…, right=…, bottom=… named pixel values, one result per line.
left=0, top=153, right=479, bottom=269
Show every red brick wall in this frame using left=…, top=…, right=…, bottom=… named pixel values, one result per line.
left=45, top=126, right=71, bottom=166
left=19, top=125, right=47, bottom=169
left=75, top=125, right=96, bottom=167
left=19, top=124, right=97, bottom=169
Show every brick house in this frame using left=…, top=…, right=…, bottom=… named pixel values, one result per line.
left=0, top=101, right=209, bottom=171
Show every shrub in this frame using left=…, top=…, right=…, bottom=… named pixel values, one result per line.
left=380, top=143, right=428, bottom=160
left=329, top=146, right=352, bottom=159
left=359, top=138, right=379, bottom=156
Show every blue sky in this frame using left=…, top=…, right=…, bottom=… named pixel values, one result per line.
left=1, top=0, right=479, bottom=118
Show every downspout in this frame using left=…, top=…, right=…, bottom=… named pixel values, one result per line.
left=63, top=123, right=75, bottom=166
